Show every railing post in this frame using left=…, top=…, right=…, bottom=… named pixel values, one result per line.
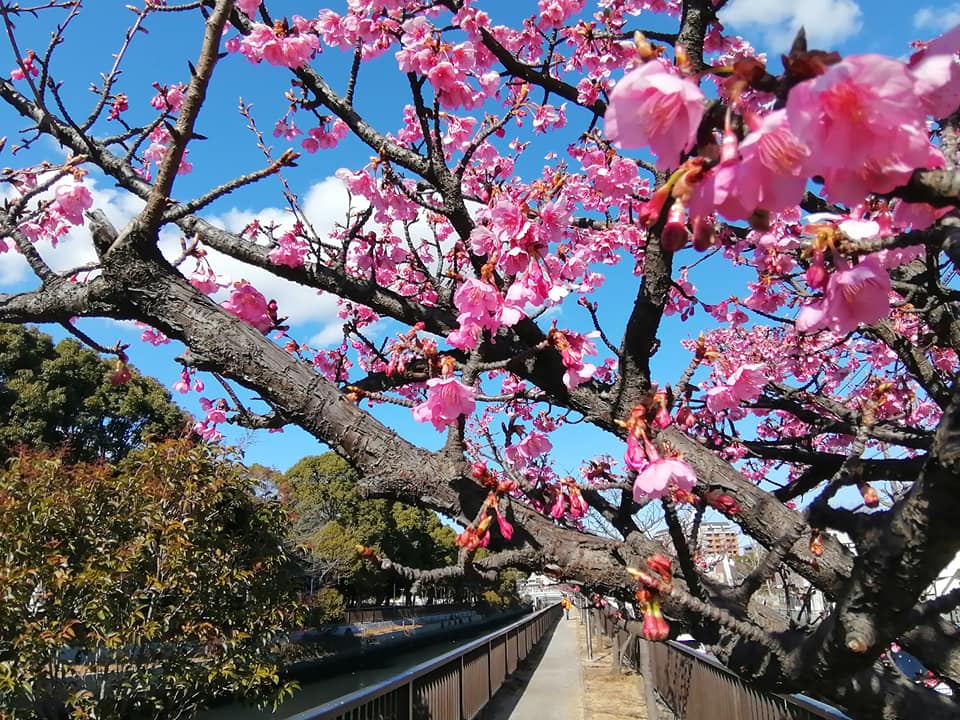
left=459, top=655, right=465, bottom=720
left=585, top=608, right=592, bottom=659
left=407, top=676, right=414, bottom=720
left=487, top=639, right=493, bottom=704
left=639, top=640, right=659, bottom=720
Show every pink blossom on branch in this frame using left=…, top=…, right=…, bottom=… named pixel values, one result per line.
left=548, top=326, right=598, bottom=389
left=268, top=231, right=310, bottom=268
left=412, top=376, right=476, bottom=431
left=505, top=430, right=553, bottom=465
left=235, top=0, right=262, bottom=17
left=230, top=18, right=320, bottom=68
left=221, top=281, right=274, bottom=334
left=52, top=183, right=93, bottom=226
left=786, top=54, right=933, bottom=204
left=604, top=59, right=705, bottom=169
left=795, top=255, right=892, bottom=335
left=705, top=362, right=768, bottom=414
left=908, top=24, right=960, bottom=119
left=731, top=110, right=809, bottom=216
left=633, top=457, right=697, bottom=502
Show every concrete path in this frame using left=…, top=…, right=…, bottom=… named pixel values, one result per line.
left=480, top=615, right=584, bottom=720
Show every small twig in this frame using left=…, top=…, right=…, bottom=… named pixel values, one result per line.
left=661, top=495, right=705, bottom=600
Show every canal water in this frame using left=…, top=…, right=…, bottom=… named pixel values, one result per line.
left=200, top=612, right=526, bottom=719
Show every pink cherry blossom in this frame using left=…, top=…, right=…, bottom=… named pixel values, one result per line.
left=200, top=397, right=228, bottom=425
left=268, top=231, right=309, bottom=268
left=235, top=0, right=261, bottom=16
left=10, top=49, right=38, bottom=81
left=549, top=327, right=598, bottom=389
left=549, top=491, right=566, bottom=519
left=505, top=430, right=553, bottom=465
left=786, top=55, right=930, bottom=203
left=705, top=363, right=767, bottom=414
left=454, top=277, right=503, bottom=332
left=537, top=0, right=585, bottom=29
left=53, top=183, right=92, bottom=225
left=909, top=24, right=960, bottom=118
left=732, top=110, right=809, bottom=215
left=234, top=19, right=320, bottom=68
left=604, top=59, right=705, bottom=169
left=189, top=268, right=223, bottom=295
left=301, top=118, right=349, bottom=153
left=567, top=486, right=589, bottom=518
left=624, top=433, right=647, bottom=471
left=796, top=255, right=891, bottom=335
left=150, top=83, right=186, bottom=112
left=221, top=281, right=274, bottom=334
left=632, top=457, right=697, bottom=502
left=688, top=163, right=751, bottom=222
left=139, top=327, right=169, bottom=346
left=412, top=376, right=476, bottom=431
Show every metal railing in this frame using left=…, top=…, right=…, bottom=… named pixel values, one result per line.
left=343, top=604, right=472, bottom=625
left=590, top=609, right=850, bottom=720
left=286, top=604, right=562, bottom=720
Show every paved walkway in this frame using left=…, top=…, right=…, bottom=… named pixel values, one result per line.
left=481, top=615, right=584, bottom=720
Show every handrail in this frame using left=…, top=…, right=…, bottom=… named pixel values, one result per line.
left=658, top=638, right=852, bottom=719
left=590, top=608, right=852, bottom=720
left=285, top=603, right=561, bottom=720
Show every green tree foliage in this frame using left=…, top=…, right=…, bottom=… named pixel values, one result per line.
left=281, top=454, right=458, bottom=605
left=0, top=324, right=187, bottom=461
left=0, top=439, right=305, bottom=720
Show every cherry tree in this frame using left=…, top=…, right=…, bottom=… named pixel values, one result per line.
left=1, top=1, right=959, bottom=717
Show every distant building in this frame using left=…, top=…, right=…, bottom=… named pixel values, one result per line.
left=699, top=522, right=741, bottom=557
left=653, top=522, right=741, bottom=559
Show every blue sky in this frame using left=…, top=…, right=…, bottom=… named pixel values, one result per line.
left=0, top=0, right=954, bottom=491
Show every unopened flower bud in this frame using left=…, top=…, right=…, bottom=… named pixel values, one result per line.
left=646, top=554, right=673, bottom=582
left=641, top=599, right=670, bottom=641
left=692, top=215, right=716, bottom=251
left=639, top=184, right=671, bottom=227
left=806, top=259, right=829, bottom=290
left=661, top=201, right=688, bottom=252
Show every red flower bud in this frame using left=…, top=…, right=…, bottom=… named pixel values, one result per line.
left=641, top=599, right=670, bottom=641
left=806, top=259, right=828, bottom=290
left=639, top=184, right=671, bottom=227
left=692, top=215, right=716, bottom=251
left=646, top=554, right=673, bottom=583
left=660, top=201, right=689, bottom=252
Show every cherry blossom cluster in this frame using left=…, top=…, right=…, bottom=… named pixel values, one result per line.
left=7, top=169, right=93, bottom=249
left=6, top=1, right=959, bottom=610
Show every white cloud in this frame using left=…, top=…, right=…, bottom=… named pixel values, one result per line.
left=308, top=323, right=347, bottom=349
left=0, top=175, right=143, bottom=285
left=719, top=0, right=863, bottom=53
left=914, top=5, right=960, bottom=32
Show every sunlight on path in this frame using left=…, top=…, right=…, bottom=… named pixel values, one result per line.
left=481, top=615, right=584, bottom=720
